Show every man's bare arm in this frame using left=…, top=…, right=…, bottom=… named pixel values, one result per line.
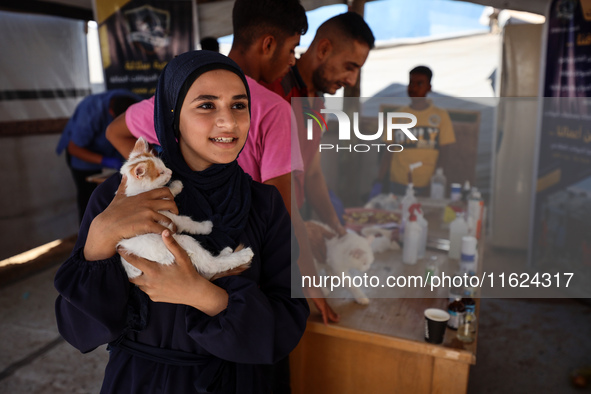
left=303, top=152, right=346, bottom=236
left=106, top=112, right=137, bottom=159
left=67, top=141, right=102, bottom=164
left=264, top=173, right=291, bottom=217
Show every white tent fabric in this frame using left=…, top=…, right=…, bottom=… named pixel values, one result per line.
left=0, top=11, right=90, bottom=121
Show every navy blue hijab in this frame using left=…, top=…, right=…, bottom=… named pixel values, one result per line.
left=154, top=50, right=252, bottom=253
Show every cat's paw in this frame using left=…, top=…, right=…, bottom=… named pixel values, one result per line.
left=219, top=247, right=233, bottom=256
left=235, top=247, right=254, bottom=263
left=355, top=296, right=370, bottom=305
left=168, top=180, right=183, bottom=196
left=121, top=258, right=143, bottom=278
left=200, top=220, right=213, bottom=234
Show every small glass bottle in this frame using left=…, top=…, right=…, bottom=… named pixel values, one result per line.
left=462, top=295, right=476, bottom=314
left=447, top=296, right=465, bottom=330
left=425, top=255, right=440, bottom=284
left=448, top=274, right=464, bottom=302
left=457, top=311, right=477, bottom=343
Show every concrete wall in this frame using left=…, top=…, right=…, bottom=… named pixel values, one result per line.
left=0, top=135, right=78, bottom=260
left=0, top=11, right=89, bottom=260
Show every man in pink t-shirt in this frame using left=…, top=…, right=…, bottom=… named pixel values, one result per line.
left=120, top=77, right=303, bottom=186
left=107, top=1, right=307, bottom=218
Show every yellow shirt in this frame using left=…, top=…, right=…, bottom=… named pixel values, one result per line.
left=385, top=102, right=455, bottom=187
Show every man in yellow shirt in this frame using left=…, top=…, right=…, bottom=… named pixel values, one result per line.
left=379, top=65, right=455, bottom=195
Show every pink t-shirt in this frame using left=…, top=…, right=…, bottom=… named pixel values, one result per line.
left=125, top=76, right=303, bottom=183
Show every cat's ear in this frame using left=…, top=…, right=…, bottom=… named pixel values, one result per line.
left=133, top=163, right=147, bottom=179
left=130, top=137, right=149, bottom=158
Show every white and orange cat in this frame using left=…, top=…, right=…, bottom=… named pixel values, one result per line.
left=117, top=137, right=253, bottom=280
left=305, top=220, right=375, bottom=305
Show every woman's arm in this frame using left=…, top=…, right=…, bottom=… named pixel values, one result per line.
left=55, top=175, right=181, bottom=352
left=182, top=186, right=310, bottom=364
left=83, top=176, right=179, bottom=261
left=122, top=230, right=229, bottom=316
left=112, top=185, right=309, bottom=364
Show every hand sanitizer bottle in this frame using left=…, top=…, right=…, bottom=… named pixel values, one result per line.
left=403, top=204, right=422, bottom=265
left=399, top=183, right=417, bottom=241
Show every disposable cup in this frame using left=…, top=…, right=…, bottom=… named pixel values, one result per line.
left=424, top=308, right=450, bottom=344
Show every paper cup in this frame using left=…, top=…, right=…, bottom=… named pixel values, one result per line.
left=424, top=308, right=450, bottom=344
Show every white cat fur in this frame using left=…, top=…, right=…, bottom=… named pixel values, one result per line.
left=361, top=226, right=400, bottom=254
left=117, top=137, right=253, bottom=280
left=308, top=220, right=375, bottom=305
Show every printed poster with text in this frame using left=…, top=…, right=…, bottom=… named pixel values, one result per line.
left=531, top=0, right=591, bottom=294
left=94, top=0, right=194, bottom=98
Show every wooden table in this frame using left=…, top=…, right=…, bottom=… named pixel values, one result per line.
left=290, top=200, right=480, bottom=394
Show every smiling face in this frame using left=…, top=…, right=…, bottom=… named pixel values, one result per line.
left=312, top=39, right=370, bottom=95
left=177, top=69, right=250, bottom=172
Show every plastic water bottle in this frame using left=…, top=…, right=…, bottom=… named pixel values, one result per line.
left=416, top=207, right=428, bottom=259
left=449, top=212, right=468, bottom=260
left=430, top=167, right=447, bottom=199
left=459, top=236, right=478, bottom=275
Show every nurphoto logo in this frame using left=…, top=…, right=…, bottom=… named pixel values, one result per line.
left=306, top=109, right=417, bottom=153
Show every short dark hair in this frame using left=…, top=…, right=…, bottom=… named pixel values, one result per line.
left=232, top=0, right=308, bottom=48
left=110, top=95, right=140, bottom=117
left=410, top=65, right=433, bottom=83
left=319, top=12, right=375, bottom=49
left=200, top=36, right=219, bottom=52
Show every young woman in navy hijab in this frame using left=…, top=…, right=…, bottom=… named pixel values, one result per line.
left=54, top=50, right=309, bottom=393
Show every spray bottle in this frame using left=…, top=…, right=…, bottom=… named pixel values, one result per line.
left=403, top=204, right=422, bottom=265
left=399, top=162, right=422, bottom=241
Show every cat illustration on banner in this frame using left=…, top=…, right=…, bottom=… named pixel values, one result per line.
left=305, top=220, right=375, bottom=305
left=117, top=137, right=253, bottom=280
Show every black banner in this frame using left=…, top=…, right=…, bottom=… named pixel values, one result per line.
left=96, top=0, right=194, bottom=98
left=531, top=0, right=591, bottom=288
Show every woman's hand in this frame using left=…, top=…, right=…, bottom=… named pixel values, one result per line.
left=123, top=230, right=229, bottom=316
left=84, top=176, right=179, bottom=261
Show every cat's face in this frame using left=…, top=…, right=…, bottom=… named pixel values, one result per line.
left=126, top=157, right=172, bottom=187
left=327, top=232, right=375, bottom=272
left=121, top=137, right=172, bottom=194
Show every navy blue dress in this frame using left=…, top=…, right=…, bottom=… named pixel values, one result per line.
left=54, top=174, right=309, bottom=393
